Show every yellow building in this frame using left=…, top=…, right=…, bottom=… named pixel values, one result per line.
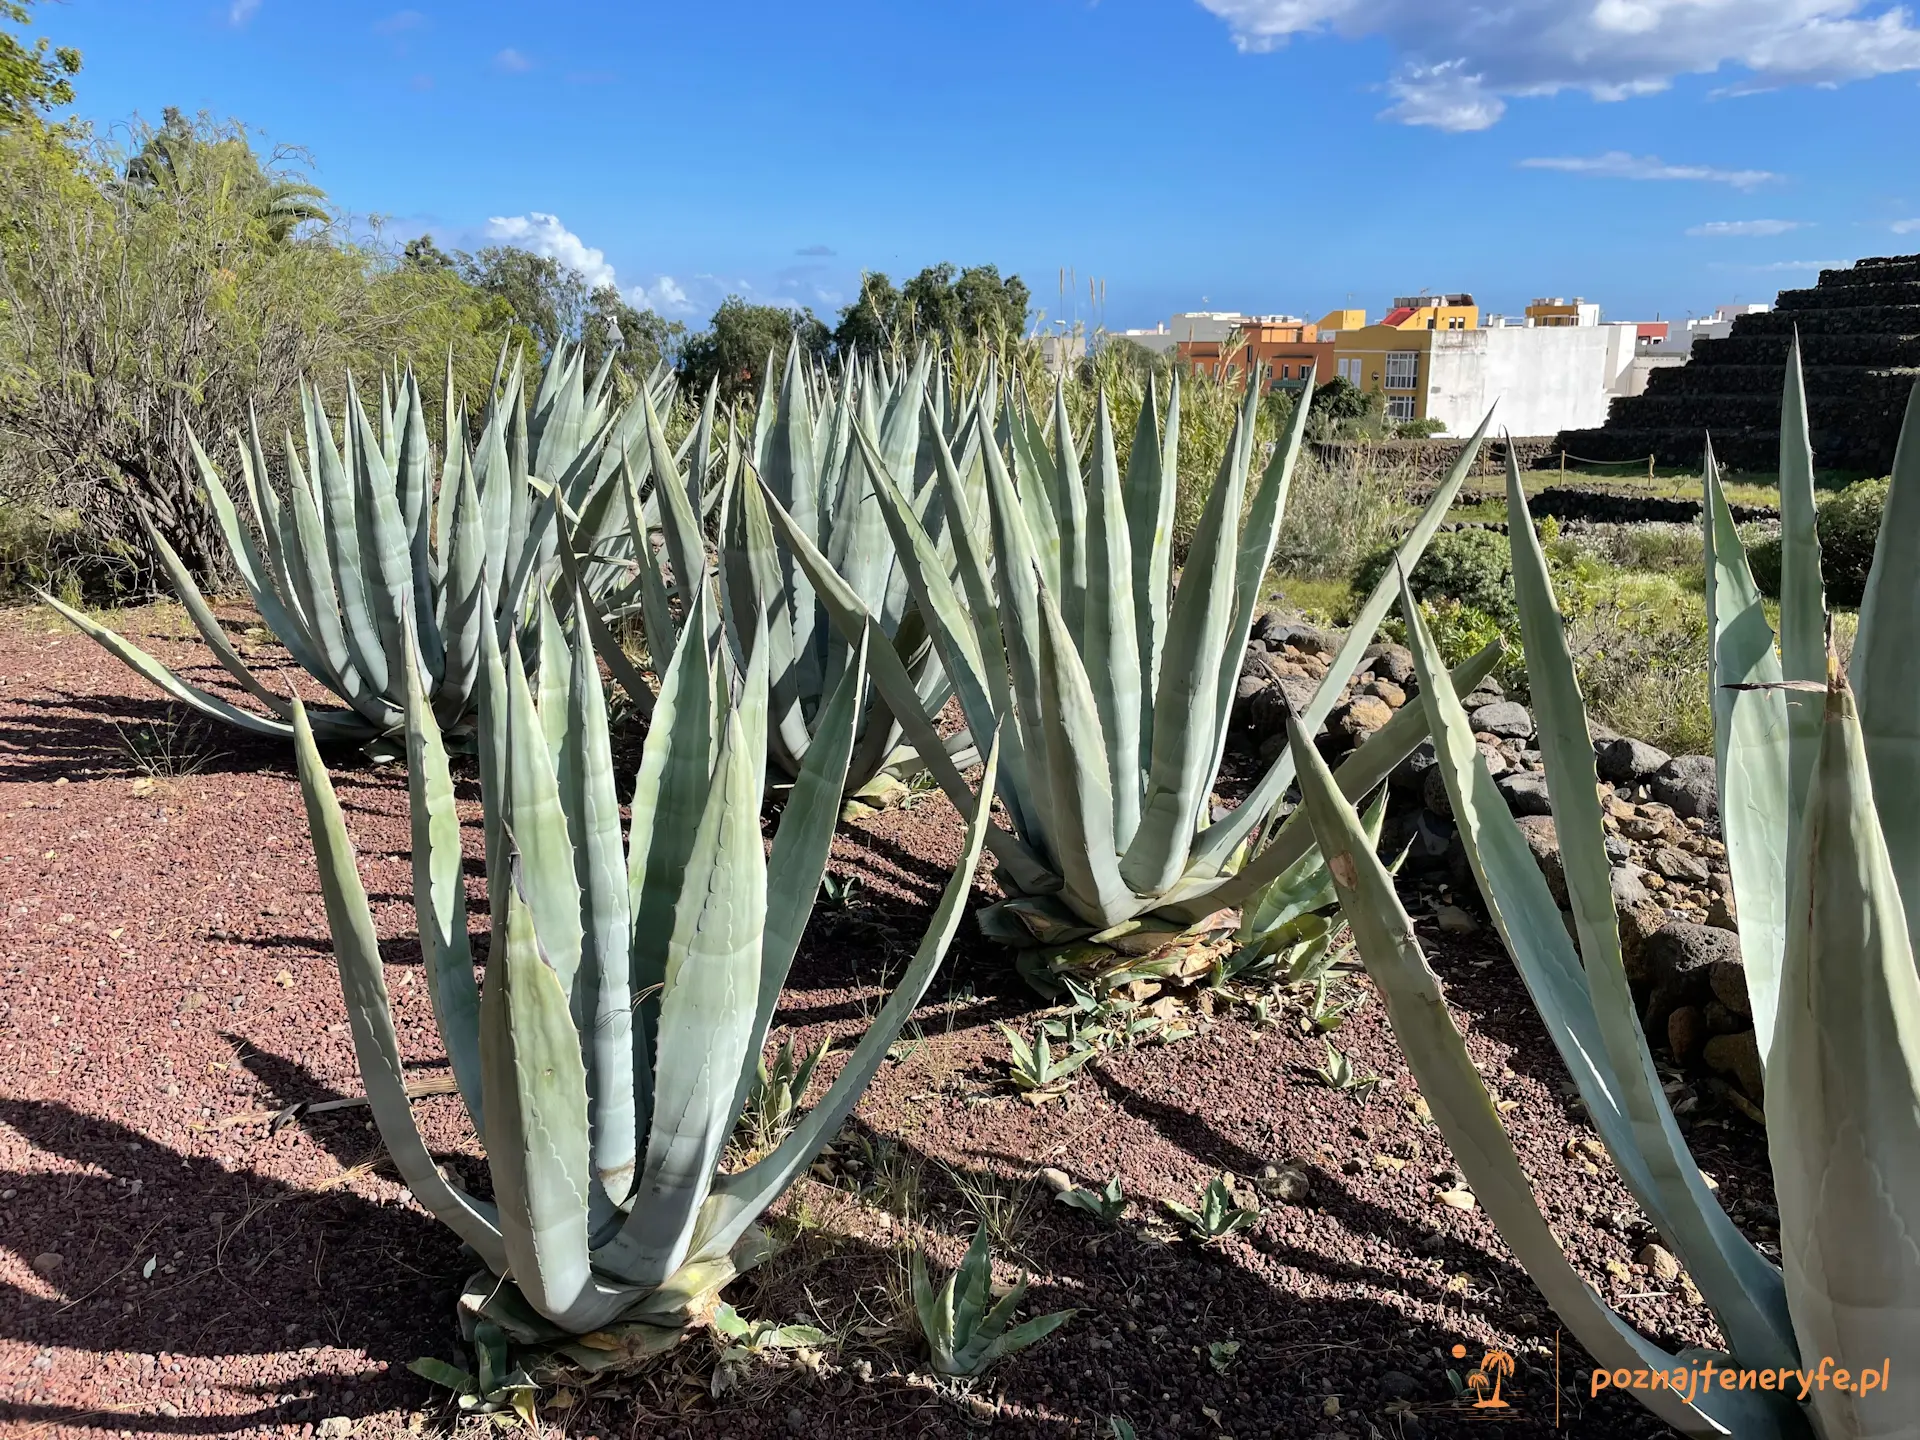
left=1316, top=307, right=1367, bottom=334
left=1321, top=295, right=1473, bottom=422
left=1525, top=296, right=1600, bottom=327
left=1379, top=293, right=1478, bottom=331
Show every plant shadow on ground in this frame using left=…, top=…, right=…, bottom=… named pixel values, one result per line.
left=0, top=915, right=1695, bottom=1440
left=0, top=1083, right=1673, bottom=1440
left=0, top=610, right=1689, bottom=1437
left=0, top=1093, right=470, bottom=1435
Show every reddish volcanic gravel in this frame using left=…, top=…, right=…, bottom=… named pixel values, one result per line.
left=0, top=600, right=1779, bottom=1439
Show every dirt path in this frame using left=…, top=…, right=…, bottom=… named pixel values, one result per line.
left=0, top=601, right=1772, bottom=1438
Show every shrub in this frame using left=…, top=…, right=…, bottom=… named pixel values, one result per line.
left=1565, top=573, right=1713, bottom=755
left=1746, top=477, right=1886, bottom=608
left=1379, top=556, right=1715, bottom=754
left=0, top=499, right=91, bottom=600
left=1558, top=521, right=1703, bottom=577
left=1355, top=527, right=1513, bottom=618
left=1269, top=452, right=1414, bottom=580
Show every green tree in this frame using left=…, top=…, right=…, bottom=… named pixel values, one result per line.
left=833, top=262, right=1029, bottom=358
left=949, top=263, right=1029, bottom=342
left=832, top=270, right=902, bottom=355
left=402, top=233, right=456, bottom=272
left=0, top=113, right=523, bottom=589
left=679, top=296, right=829, bottom=402
left=1089, top=336, right=1172, bottom=382
left=125, top=107, right=330, bottom=246
left=0, top=0, right=79, bottom=126
left=581, top=283, right=683, bottom=392
left=457, top=245, right=586, bottom=358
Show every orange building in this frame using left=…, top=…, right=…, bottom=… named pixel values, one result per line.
left=1175, top=316, right=1333, bottom=391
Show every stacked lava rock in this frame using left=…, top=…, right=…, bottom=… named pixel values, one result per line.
left=1230, top=616, right=1763, bottom=1110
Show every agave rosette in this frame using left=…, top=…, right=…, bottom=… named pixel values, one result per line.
left=291, top=568, right=997, bottom=1355
left=758, top=365, right=1500, bottom=988
left=46, top=344, right=675, bottom=752
left=1294, top=343, right=1920, bottom=1438
left=600, top=340, right=988, bottom=798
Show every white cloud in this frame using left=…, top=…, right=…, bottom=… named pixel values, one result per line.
left=493, top=48, right=532, bottom=73
left=483, top=212, right=695, bottom=315
left=628, top=276, right=693, bottom=314
left=485, top=213, right=618, bottom=290
left=1520, top=151, right=1778, bottom=188
left=1381, top=60, right=1506, bottom=128
left=1890, top=218, right=1920, bottom=233
left=1197, top=0, right=1920, bottom=129
left=228, top=0, right=261, bottom=25
left=1686, top=218, right=1808, bottom=236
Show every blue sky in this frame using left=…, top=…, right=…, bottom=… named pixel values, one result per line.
left=36, top=0, right=1920, bottom=332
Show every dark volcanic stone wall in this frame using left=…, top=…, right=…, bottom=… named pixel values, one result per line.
left=1556, top=253, right=1920, bottom=474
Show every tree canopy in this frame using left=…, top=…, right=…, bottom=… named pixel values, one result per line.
left=832, top=262, right=1029, bottom=357
left=581, top=284, right=684, bottom=393
left=679, top=296, right=830, bottom=402
left=0, top=1, right=79, bottom=126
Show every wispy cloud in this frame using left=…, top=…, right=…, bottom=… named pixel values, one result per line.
left=1686, top=219, right=1807, bottom=237
left=493, top=48, right=533, bottom=73
left=1197, top=0, right=1920, bottom=130
left=1890, top=218, right=1920, bottom=234
left=228, top=0, right=261, bottom=26
left=1520, top=152, right=1778, bottom=189
left=373, top=9, right=425, bottom=34
left=1714, top=259, right=1849, bottom=271
left=795, top=244, right=836, bottom=258
left=1381, top=59, right=1504, bottom=130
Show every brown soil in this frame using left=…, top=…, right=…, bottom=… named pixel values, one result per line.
left=0, top=601, right=1781, bottom=1440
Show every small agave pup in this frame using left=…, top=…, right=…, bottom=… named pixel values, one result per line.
left=761, top=366, right=1500, bottom=989
left=1292, top=350, right=1920, bottom=1439
left=47, top=345, right=673, bottom=753
left=291, top=578, right=997, bottom=1362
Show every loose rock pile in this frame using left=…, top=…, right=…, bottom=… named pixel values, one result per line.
left=1231, top=615, right=1762, bottom=1111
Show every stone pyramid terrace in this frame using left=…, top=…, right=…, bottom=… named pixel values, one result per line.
left=1557, top=252, right=1920, bottom=474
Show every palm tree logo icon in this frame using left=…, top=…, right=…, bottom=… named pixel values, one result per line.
left=1452, top=1344, right=1515, bottom=1409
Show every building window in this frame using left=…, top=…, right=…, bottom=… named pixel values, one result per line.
left=1386, top=395, right=1417, bottom=422
left=1338, top=358, right=1362, bottom=384
left=1385, top=351, right=1419, bottom=389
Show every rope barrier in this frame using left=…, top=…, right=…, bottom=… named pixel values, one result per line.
left=1557, top=450, right=1657, bottom=478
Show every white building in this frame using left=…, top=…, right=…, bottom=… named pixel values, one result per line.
left=1423, top=324, right=1644, bottom=437
left=1677, top=303, right=1772, bottom=354
left=1102, top=310, right=1305, bottom=356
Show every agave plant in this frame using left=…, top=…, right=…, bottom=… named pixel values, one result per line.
left=759, top=366, right=1500, bottom=986
left=602, top=341, right=980, bottom=799
left=46, top=345, right=671, bottom=753
left=1165, top=1175, right=1258, bottom=1242
left=1290, top=349, right=1920, bottom=1438
left=291, top=568, right=997, bottom=1360
left=911, top=1223, right=1075, bottom=1377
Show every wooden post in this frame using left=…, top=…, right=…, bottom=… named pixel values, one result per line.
left=1560, top=449, right=1566, bottom=477
left=1647, top=453, right=1655, bottom=480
